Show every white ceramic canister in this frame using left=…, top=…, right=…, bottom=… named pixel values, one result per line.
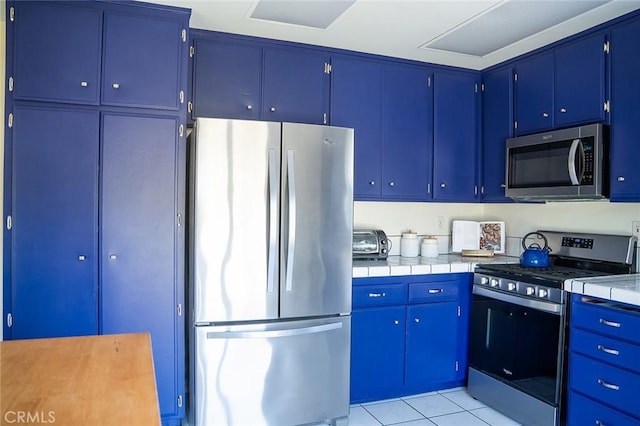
left=400, top=231, right=419, bottom=257
left=421, top=236, right=439, bottom=258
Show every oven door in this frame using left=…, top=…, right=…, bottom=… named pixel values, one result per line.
left=469, top=285, right=567, bottom=406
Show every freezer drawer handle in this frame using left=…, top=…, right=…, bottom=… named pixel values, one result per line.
left=597, top=378, right=620, bottom=391
left=267, top=149, right=278, bottom=294
left=597, top=344, right=620, bottom=356
left=206, top=322, right=342, bottom=339
left=285, top=149, right=297, bottom=292
left=599, top=318, right=621, bottom=328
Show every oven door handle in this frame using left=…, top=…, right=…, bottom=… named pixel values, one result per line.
left=473, top=285, right=564, bottom=315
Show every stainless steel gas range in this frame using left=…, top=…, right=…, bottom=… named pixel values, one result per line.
left=468, top=230, right=637, bottom=426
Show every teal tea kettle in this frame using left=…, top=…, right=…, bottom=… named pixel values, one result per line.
left=520, top=231, right=551, bottom=267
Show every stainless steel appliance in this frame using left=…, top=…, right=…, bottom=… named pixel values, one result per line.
left=188, top=118, right=354, bottom=426
left=353, top=229, right=390, bottom=260
left=468, top=230, right=637, bottom=426
left=506, top=123, right=608, bottom=201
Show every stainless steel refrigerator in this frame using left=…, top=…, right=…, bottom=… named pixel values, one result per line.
left=188, top=118, right=354, bottom=426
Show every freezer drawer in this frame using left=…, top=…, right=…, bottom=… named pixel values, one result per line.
left=191, top=316, right=351, bottom=426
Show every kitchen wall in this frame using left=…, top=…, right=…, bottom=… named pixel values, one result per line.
left=1, top=0, right=5, bottom=341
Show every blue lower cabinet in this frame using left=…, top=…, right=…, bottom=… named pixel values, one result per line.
left=568, top=391, right=639, bottom=426
left=350, top=273, right=471, bottom=403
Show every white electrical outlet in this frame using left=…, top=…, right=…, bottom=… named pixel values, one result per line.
left=633, top=221, right=640, bottom=239
left=437, top=216, right=445, bottom=230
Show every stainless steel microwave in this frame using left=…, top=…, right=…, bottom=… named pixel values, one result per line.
left=505, top=124, right=608, bottom=201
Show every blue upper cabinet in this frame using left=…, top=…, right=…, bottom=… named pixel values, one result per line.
left=12, top=2, right=102, bottom=105
left=555, top=33, right=607, bottom=128
left=262, top=48, right=330, bottom=125
left=382, top=63, right=433, bottom=200
left=101, top=11, right=186, bottom=110
left=610, top=18, right=640, bottom=201
left=515, top=52, right=555, bottom=135
left=191, top=39, right=262, bottom=120
left=481, top=67, right=513, bottom=202
left=433, top=71, right=479, bottom=201
left=331, top=56, right=383, bottom=199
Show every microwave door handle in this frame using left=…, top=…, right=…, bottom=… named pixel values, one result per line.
left=568, top=138, right=581, bottom=185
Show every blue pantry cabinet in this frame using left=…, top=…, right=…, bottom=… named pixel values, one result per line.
left=432, top=71, right=480, bottom=201
left=610, top=17, right=640, bottom=201
left=5, top=1, right=190, bottom=424
left=481, top=67, right=513, bottom=202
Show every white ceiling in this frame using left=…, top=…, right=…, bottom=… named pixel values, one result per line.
left=150, top=0, right=640, bottom=70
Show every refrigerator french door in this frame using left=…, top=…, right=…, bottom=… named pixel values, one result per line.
left=189, top=118, right=354, bottom=426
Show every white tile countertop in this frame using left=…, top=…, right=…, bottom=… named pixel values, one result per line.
left=565, top=274, right=640, bottom=307
left=352, top=254, right=518, bottom=278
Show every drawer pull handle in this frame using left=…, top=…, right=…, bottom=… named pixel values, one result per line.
left=368, top=292, right=385, bottom=298
left=428, top=289, right=444, bottom=294
left=595, top=421, right=605, bottom=426
left=597, top=378, right=620, bottom=391
left=599, top=318, right=621, bottom=328
left=597, top=344, right=620, bottom=356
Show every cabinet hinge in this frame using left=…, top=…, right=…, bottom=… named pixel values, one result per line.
left=8, top=76, right=14, bottom=92
left=10, top=6, right=15, bottom=22
left=604, top=41, right=610, bottom=54
left=427, top=183, right=431, bottom=194
left=190, top=45, right=195, bottom=58
left=188, top=101, right=193, bottom=114
left=474, top=185, right=478, bottom=195
left=179, top=124, right=184, bottom=138
left=514, top=121, right=518, bottom=130
left=181, top=29, right=187, bottom=42
left=474, top=83, right=478, bottom=93
left=177, top=304, right=182, bottom=316
left=179, top=90, right=185, bottom=104
left=7, top=313, right=13, bottom=328
left=481, top=186, right=485, bottom=195
left=455, top=361, right=459, bottom=372
left=457, top=305, right=461, bottom=317
left=8, top=113, right=13, bottom=128
left=427, top=76, right=432, bottom=87
left=177, top=395, right=183, bottom=408
left=323, top=113, right=327, bottom=125
left=481, top=83, right=485, bottom=92
left=6, top=215, right=12, bottom=230
left=177, top=213, right=183, bottom=227
left=324, top=62, right=332, bottom=74
left=604, top=100, right=610, bottom=113
left=514, top=73, right=518, bottom=82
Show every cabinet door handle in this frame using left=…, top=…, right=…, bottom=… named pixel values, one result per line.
left=595, top=421, right=606, bottom=426
left=440, top=183, right=446, bottom=188
left=393, top=320, right=399, bottom=325
left=599, top=318, right=621, bottom=328
left=597, top=378, right=620, bottom=391
left=389, top=182, right=395, bottom=187
left=414, top=318, right=420, bottom=323
left=597, top=344, right=620, bottom=356
left=428, top=288, right=444, bottom=294
left=502, top=368, right=513, bottom=376
left=270, top=107, right=276, bottom=112
left=542, top=112, right=549, bottom=117
left=112, top=83, right=120, bottom=89
left=109, top=254, right=117, bottom=260
left=80, top=81, right=88, bottom=87
left=501, top=183, right=506, bottom=188
left=369, top=181, right=375, bottom=186
left=78, top=255, right=86, bottom=261
left=617, top=176, right=625, bottom=182
left=560, top=108, right=567, bottom=113
left=368, top=292, right=385, bottom=298
left=247, top=105, right=253, bottom=110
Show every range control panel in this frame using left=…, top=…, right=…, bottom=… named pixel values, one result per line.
left=562, top=236, right=594, bottom=249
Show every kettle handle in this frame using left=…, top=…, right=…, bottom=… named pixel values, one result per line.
left=522, top=231, right=550, bottom=251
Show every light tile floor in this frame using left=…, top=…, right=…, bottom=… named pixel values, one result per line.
left=349, top=387, right=522, bottom=426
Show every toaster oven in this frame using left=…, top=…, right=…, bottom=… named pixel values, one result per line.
left=353, top=229, right=389, bottom=260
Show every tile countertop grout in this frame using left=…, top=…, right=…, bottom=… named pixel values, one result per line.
left=565, top=274, right=640, bottom=308
left=352, top=254, right=519, bottom=278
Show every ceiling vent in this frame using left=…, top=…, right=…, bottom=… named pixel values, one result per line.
left=250, top=0, right=355, bottom=29
left=420, top=0, right=610, bottom=57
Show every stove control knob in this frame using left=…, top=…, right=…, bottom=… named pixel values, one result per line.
left=508, top=282, right=516, bottom=291
left=490, top=279, right=499, bottom=288
left=538, top=288, right=549, bottom=298
left=480, top=277, right=489, bottom=285
left=526, top=287, right=535, bottom=296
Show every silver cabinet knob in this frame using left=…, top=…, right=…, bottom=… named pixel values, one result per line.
left=112, top=83, right=120, bottom=89
left=247, top=105, right=253, bottom=110
left=80, top=81, right=88, bottom=87
left=542, top=112, right=549, bottom=117
left=109, top=254, right=117, bottom=260
left=501, top=183, right=506, bottom=188
left=369, top=181, right=375, bottom=186
left=414, top=318, right=420, bottom=323
left=78, top=255, right=86, bottom=261
left=270, top=107, right=276, bottom=112
left=389, top=182, right=395, bottom=187
left=440, top=183, right=446, bottom=188
left=560, top=108, right=567, bottom=113
left=394, top=320, right=399, bottom=325
left=617, top=176, right=625, bottom=182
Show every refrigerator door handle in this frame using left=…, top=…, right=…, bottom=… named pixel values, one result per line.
left=267, top=149, right=278, bottom=294
left=205, top=321, right=342, bottom=339
left=285, top=149, right=296, bottom=292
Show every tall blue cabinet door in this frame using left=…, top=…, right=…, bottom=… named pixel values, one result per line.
left=331, top=56, right=383, bottom=200
left=481, top=67, right=513, bottom=202
left=610, top=19, right=640, bottom=201
left=433, top=71, right=479, bottom=201
left=11, top=106, right=99, bottom=339
left=262, top=48, right=329, bottom=124
left=102, top=12, right=183, bottom=110
left=13, top=2, right=102, bottom=104
left=101, top=113, right=182, bottom=419
left=192, top=39, right=262, bottom=120
left=555, top=33, right=607, bottom=128
left=382, top=64, right=433, bottom=200
left=515, top=52, right=554, bottom=135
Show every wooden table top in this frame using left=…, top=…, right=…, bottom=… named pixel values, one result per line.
left=0, top=333, right=160, bottom=426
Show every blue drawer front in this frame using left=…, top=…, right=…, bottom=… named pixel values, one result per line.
left=568, top=391, right=640, bottom=426
left=353, top=284, right=407, bottom=308
left=572, top=298, right=640, bottom=343
left=408, top=281, right=460, bottom=304
left=571, top=328, right=640, bottom=375
left=570, top=353, right=640, bottom=419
